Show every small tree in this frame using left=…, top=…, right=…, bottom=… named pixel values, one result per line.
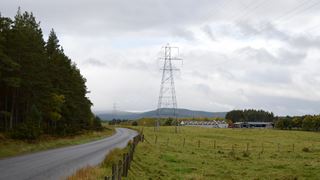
left=11, top=105, right=42, bottom=140
left=164, top=118, right=173, bottom=126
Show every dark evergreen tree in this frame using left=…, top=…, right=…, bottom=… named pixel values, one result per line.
left=225, top=109, right=274, bottom=123
left=0, top=9, right=101, bottom=139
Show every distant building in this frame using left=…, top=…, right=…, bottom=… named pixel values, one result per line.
left=180, top=120, right=228, bottom=128
left=234, top=122, right=273, bottom=128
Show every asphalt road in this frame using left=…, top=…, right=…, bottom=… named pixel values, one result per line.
left=0, top=128, right=137, bottom=180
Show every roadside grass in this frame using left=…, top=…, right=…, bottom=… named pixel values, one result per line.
left=68, top=142, right=132, bottom=180
left=0, top=126, right=115, bottom=159
left=125, top=126, right=320, bottom=179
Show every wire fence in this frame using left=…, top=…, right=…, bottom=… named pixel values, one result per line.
left=105, top=133, right=144, bottom=180
left=152, top=135, right=318, bottom=154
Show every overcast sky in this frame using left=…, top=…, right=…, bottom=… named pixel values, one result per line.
left=2, top=0, right=320, bottom=115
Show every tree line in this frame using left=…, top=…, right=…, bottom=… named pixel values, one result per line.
left=0, top=9, right=102, bottom=139
left=275, top=115, right=320, bottom=131
left=225, top=109, right=274, bottom=123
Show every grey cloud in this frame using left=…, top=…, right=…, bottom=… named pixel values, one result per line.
left=235, top=21, right=260, bottom=37
left=190, top=71, right=209, bottom=80
left=237, top=47, right=306, bottom=65
left=227, top=21, right=290, bottom=41
left=195, top=83, right=212, bottom=95
left=276, top=49, right=306, bottom=65
left=121, top=59, right=150, bottom=71
left=201, top=25, right=215, bottom=41
left=259, top=22, right=289, bottom=40
left=233, top=21, right=320, bottom=50
left=290, top=35, right=320, bottom=49
left=237, top=47, right=275, bottom=63
left=82, top=58, right=106, bottom=67
left=171, top=28, right=195, bottom=41
left=245, top=94, right=320, bottom=116
left=0, top=0, right=217, bottom=37
left=242, top=68, right=292, bottom=85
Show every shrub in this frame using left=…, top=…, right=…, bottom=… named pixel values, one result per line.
left=302, top=147, right=310, bottom=152
left=242, top=151, right=250, bottom=157
left=10, top=123, right=41, bottom=140
left=131, top=121, right=138, bottom=126
left=102, top=148, right=123, bottom=167
left=164, top=118, right=173, bottom=126
left=10, top=105, right=42, bottom=140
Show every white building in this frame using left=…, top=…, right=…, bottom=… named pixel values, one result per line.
left=180, top=120, right=228, bottom=128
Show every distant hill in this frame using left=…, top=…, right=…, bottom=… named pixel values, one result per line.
left=96, top=108, right=227, bottom=120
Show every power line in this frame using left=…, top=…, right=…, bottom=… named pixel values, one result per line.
left=273, top=0, right=319, bottom=23
left=251, top=1, right=320, bottom=37
left=233, top=0, right=269, bottom=22
left=113, top=103, right=117, bottom=119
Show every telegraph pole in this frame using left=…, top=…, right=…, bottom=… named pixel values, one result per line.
left=156, top=44, right=182, bottom=132
left=113, top=103, right=117, bottom=126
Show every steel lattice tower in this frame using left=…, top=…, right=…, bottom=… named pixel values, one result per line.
left=156, top=44, right=182, bottom=131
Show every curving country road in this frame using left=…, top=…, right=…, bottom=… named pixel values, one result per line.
left=0, top=128, right=137, bottom=180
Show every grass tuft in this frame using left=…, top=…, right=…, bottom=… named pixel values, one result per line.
left=302, top=147, right=310, bottom=152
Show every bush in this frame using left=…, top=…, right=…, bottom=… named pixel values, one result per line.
left=302, top=116, right=314, bottom=131
left=242, top=151, right=250, bottom=157
left=131, top=121, right=138, bottom=126
left=92, top=116, right=103, bottom=131
left=10, top=105, right=42, bottom=140
left=102, top=148, right=123, bottom=167
left=302, top=147, right=310, bottom=152
left=10, top=122, right=42, bottom=140
left=164, top=118, right=173, bottom=126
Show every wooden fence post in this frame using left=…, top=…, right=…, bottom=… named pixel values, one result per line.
left=132, top=147, right=134, bottom=161
left=112, top=164, right=116, bottom=180
left=122, top=153, right=126, bottom=176
left=125, top=153, right=129, bottom=176
left=128, top=151, right=132, bottom=168
left=118, top=160, right=122, bottom=180
left=108, top=134, right=142, bottom=179
left=246, top=143, right=249, bottom=152
left=292, top=144, right=295, bottom=152
left=183, top=138, right=185, bottom=147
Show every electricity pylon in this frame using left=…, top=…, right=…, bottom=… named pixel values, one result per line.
left=156, top=44, right=182, bottom=132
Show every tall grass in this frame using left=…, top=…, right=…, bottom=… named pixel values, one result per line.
left=69, top=140, right=133, bottom=180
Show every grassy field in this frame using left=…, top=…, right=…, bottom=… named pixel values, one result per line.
left=124, top=126, right=320, bottom=180
left=0, top=126, right=114, bottom=159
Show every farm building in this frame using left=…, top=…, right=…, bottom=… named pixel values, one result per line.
left=233, top=122, right=273, bottom=128
left=180, top=120, right=228, bottom=128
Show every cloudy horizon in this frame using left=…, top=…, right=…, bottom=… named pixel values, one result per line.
left=2, top=0, right=320, bottom=116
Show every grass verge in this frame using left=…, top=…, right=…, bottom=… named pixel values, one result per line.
left=68, top=142, right=132, bottom=180
left=0, top=126, right=115, bottom=159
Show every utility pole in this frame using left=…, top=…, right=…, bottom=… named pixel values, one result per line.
left=156, top=44, right=182, bottom=132
left=113, top=103, right=117, bottom=126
